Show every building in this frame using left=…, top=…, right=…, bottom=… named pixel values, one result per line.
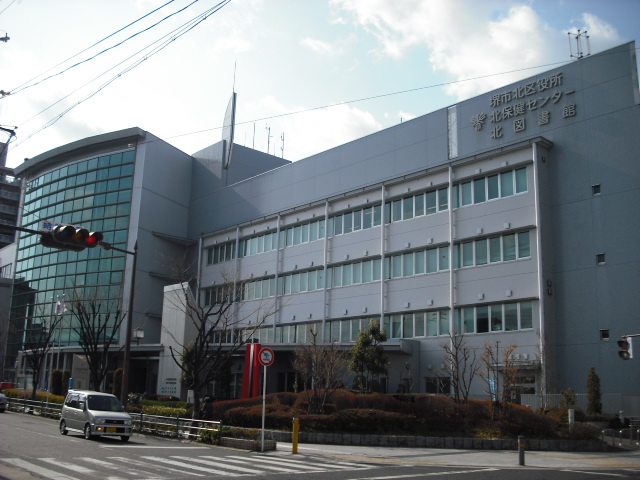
left=2, top=42, right=639, bottom=405
left=0, top=144, right=21, bottom=249
left=180, top=41, right=640, bottom=402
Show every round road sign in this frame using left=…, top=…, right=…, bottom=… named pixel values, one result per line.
left=259, top=347, right=275, bottom=366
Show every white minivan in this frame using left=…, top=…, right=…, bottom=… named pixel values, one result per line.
left=59, top=390, right=132, bottom=442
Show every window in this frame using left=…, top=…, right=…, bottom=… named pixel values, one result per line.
left=426, top=377, right=450, bottom=395
left=426, top=312, right=438, bottom=337
left=414, top=312, right=426, bottom=337
left=415, top=194, right=425, bottom=216
left=490, top=305, right=503, bottom=331
left=518, top=232, right=530, bottom=258
left=403, top=196, right=414, bottom=220
left=474, top=178, right=486, bottom=204
left=476, top=239, right=488, bottom=265
left=363, top=207, right=373, bottom=229
left=503, top=234, right=516, bottom=261
left=505, top=303, right=518, bottom=331
left=592, top=184, right=601, bottom=196
left=343, top=212, right=353, bottom=234
left=477, top=306, right=489, bottom=333
left=489, top=237, right=502, bottom=263
left=596, top=253, right=606, bottom=265
left=501, top=170, right=514, bottom=197
left=515, top=167, right=528, bottom=193
left=461, top=181, right=472, bottom=206
left=334, top=215, right=343, bottom=235
left=600, top=329, right=610, bottom=341
left=520, top=301, right=533, bottom=329
left=488, top=174, right=499, bottom=200
left=462, top=242, right=474, bottom=267
left=425, top=191, right=437, bottom=215
left=438, top=187, right=448, bottom=211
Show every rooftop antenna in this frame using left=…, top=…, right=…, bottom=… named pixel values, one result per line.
left=265, top=125, right=272, bottom=154
left=280, top=133, right=285, bottom=158
left=568, top=29, right=591, bottom=60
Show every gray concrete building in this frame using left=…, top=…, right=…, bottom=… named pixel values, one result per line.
left=2, top=42, right=639, bottom=408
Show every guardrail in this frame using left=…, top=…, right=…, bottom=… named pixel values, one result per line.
left=133, top=412, right=222, bottom=441
left=601, top=428, right=640, bottom=448
left=5, top=398, right=222, bottom=442
left=6, top=397, right=62, bottom=419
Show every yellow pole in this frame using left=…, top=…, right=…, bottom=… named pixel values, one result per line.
left=292, top=417, right=299, bottom=454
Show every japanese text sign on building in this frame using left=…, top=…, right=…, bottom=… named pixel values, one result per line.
left=471, top=72, right=577, bottom=140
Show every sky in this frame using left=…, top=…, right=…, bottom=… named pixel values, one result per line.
left=0, top=0, right=639, bottom=169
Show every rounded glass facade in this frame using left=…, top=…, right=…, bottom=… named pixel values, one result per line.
left=7, top=149, right=136, bottom=374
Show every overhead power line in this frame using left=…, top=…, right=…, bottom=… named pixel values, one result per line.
left=10, top=0, right=231, bottom=149
left=8, top=0, right=193, bottom=96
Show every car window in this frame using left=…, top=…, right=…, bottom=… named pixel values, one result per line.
left=88, top=395, right=122, bottom=412
left=66, top=394, right=80, bottom=409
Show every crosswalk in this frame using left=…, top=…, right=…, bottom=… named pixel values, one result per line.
left=0, top=452, right=375, bottom=479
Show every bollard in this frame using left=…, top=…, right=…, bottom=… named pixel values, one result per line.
left=292, top=417, right=300, bottom=454
left=518, top=435, right=525, bottom=466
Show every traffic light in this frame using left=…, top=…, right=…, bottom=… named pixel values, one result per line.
left=39, top=224, right=103, bottom=252
left=618, top=336, right=633, bottom=360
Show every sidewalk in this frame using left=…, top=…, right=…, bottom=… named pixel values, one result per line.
left=273, top=442, right=640, bottom=470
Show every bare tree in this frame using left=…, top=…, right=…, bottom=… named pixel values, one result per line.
left=441, top=332, right=480, bottom=405
left=22, top=309, right=63, bottom=400
left=165, top=272, right=279, bottom=417
left=67, top=290, right=126, bottom=392
left=480, top=340, right=518, bottom=420
left=292, top=327, right=349, bottom=414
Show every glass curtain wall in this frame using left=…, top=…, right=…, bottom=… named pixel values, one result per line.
left=6, top=149, right=135, bottom=381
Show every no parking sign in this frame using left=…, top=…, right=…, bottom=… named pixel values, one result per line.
left=259, top=347, right=274, bottom=366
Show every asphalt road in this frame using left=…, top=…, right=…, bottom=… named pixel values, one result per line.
left=2, top=410, right=640, bottom=480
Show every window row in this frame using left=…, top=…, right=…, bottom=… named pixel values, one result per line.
left=208, top=241, right=236, bottom=265
left=454, top=301, right=533, bottom=333
left=25, top=150, right=135, bottom=196
left=212, top=302, right=533, bottom=346
left=453, top=231, right=531, bottom=268
left=384, top=246, right=451, bottom=280
left=384, top=187, right=449, bottom=224
left=452, top=167, right=527, bottom=208
left=213, top=170, right=526, bottom=262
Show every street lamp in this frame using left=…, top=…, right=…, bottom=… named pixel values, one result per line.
left=133, top=327, right=144, bottom=345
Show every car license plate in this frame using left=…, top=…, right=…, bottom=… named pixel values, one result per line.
left=107, top=427, right=117, bottom=433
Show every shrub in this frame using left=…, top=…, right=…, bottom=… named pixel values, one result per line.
left=557, top=422, right=601, bottom=440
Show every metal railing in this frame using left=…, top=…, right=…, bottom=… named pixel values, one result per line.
left=6, top=397, right=63, bottom=419
left=133, top=412, right=222, bottom=441
left=5, top=398, right=222, bottom=442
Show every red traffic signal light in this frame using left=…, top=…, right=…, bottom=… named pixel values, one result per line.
left=39, top=224, right=104, bottom=251
left=618, top=336, right=633, bottom=360
left=84, top=231, right=104, bottom=248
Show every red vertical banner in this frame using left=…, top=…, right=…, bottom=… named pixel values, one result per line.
left=241, top=343, right=262, bottom=398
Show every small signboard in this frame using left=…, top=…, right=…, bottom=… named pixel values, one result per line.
left=258, top=347, right=274, bottom=367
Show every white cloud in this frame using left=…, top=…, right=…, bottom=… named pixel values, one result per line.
left=330, top=1, right=620, bottom=100
left=241, top=96, right=382, bottom=161
left=301, top=37, right=335, bottom=55
left=574, top=13, right=621, bottom=44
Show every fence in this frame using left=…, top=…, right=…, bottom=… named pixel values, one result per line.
left=5, top=398, right=222, bottom=442
left=520, top=393, right=640, bottom=418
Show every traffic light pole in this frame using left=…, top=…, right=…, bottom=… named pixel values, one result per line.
left=9, top=225, right=138, bottom=403
left=100, top=240, right=138, bottom=406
